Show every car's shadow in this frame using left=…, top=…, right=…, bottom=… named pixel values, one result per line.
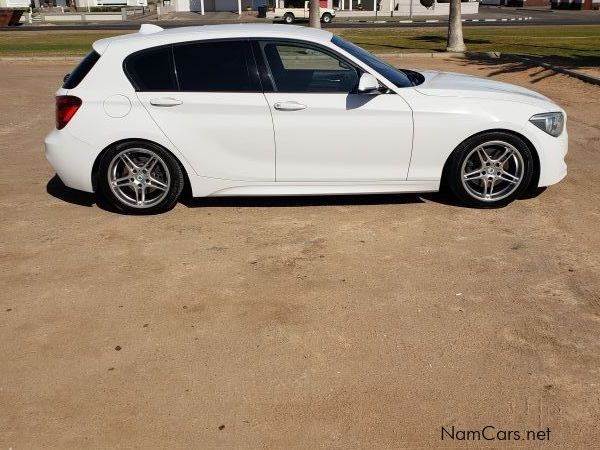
left=47, top=175, right=96, bottom=208
left=47, top=175, right=544, bottom=212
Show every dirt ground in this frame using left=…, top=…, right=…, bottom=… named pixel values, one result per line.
left=1, top=56, right=599, bottom=448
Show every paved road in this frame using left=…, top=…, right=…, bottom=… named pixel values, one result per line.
left=3, top=6, right=600, bottom=31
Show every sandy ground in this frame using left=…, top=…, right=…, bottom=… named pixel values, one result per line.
left=1, top=56, right=599, bottom=448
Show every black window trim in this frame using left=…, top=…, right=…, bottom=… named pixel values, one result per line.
left=251, top=38, right=365, bottom=94
left=123, top=38, right=262, bottom=93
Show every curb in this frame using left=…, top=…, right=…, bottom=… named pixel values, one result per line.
left=341, top=16, right=532, bottom=24
left=0, top=56, right=82, bottom=61
left=378, top=51, right=467, bottom=58
left=464, top=17, right=532, bottom=23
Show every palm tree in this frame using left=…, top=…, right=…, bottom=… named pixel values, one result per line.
left=446, top=0, right=466, bottom=52
left=309, top=0, right=321, bottom=29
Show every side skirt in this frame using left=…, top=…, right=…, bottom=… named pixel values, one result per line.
left=188, top=177, right=440, bottom=197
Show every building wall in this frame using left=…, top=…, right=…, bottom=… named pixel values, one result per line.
left=523, top=0, right=549, bottom=6
left=0, top=0, right=32, bottom=7
left=75, top=0, right=147, bottom=6
left=551, top=0, right=593, bottom=8
left=183, top=0, right=254, bottom=10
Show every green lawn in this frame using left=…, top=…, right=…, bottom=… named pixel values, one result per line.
left=0, top=26, right=599, bottom=67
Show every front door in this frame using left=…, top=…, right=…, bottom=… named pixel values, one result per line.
left=134, top=40, right=275, bottom=181
left=256, top=40, right=413, bottom=182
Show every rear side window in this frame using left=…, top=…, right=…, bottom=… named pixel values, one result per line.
left=63, top=51, right=100, bottom=89
left=173, top=41, right=255, bottom=92
left=124, top=46, right=178, bottom=92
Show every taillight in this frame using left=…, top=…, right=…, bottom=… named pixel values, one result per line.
left=56, top=95, right=82, bottom=130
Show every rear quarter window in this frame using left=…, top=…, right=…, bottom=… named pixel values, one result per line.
left=123, top=46, right=178, bottom=92
left=63, top=51, right=100, bottom=89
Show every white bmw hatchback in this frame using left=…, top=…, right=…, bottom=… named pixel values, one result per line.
left=45, top=24, right=568, bottom=214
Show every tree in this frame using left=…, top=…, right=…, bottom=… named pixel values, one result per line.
left=446, top=0, right=466, bottom=52
left=309, top=0, right=321, bottom=29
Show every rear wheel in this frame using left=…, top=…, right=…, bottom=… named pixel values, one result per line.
left=283, top=13, right=295, bottom=24
left=321, top=13, right=332, bottom=23
left=446, top=132, right=534, bottom=208
left=98, top=141, right=184, bottom=214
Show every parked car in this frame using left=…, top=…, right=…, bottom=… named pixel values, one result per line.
left=273, top=1, right=335, bottom=24
left=45, top=24, right=567, bottom=214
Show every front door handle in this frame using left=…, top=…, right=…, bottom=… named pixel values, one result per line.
left=274, top=101, right=307, bottom=111
left=150, top=97, right=183, bottom=107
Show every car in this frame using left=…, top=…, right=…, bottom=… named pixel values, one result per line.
left=45, top=23, right=568, bottom=214
left=272, top=1, right=335, bottom=24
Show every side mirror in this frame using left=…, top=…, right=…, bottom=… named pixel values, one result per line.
left=63, top=73, right=71, bottom=83
left=358, top=73, right=380, bottom=94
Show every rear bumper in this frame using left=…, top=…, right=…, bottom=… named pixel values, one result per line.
left=45, top=128, right=98, bottom=193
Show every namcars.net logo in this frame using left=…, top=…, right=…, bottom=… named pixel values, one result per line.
left=441, top=425, right=551, bottom=441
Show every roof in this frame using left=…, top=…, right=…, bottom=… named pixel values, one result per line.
left=92, top=24, right=334, bottom=55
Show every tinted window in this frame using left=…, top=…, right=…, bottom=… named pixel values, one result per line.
left=173, top=41, right=254, bottom=92
left=63, top=51, right=100, bottom=89
left=331, top=36, right=415, bottom=88
left=259, top=42, right=359, bottom=93
left=124, top=46, right=178, bottom=91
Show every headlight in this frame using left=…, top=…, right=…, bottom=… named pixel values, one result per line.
left=529, top=112, right=564, bottom=137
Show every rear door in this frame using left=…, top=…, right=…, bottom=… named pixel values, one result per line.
left=131, top=40, right=275, bottom=181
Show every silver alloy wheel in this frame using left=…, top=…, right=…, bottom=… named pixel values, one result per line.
left=107, top=148, right=171, bottom=209
left=460, top=140, right=525, bottom=202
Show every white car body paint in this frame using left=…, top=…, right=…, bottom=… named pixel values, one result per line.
left=136, top=91, right=276, bottom=181
left=45, top=24, right=567, bottom=199
left=264, top=92, right=413, bottom=181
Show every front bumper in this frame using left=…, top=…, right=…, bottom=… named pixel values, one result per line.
left=529, top=124, right=568, bottom=187
left=45, top=128, right=98, bottom=193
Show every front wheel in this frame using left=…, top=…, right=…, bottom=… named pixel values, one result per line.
left=321, top=13, right=332, bottom=23
left=446, top=132, right=534, bottom=208
left=283, top=13, right=294, bottom=24
left=98, top=141, right=184, bottom=214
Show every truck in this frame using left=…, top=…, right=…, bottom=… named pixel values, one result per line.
left=273, top=1, right=335, bottom=24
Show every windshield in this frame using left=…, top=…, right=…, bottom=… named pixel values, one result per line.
left=331, top=36, right=415, bottom=88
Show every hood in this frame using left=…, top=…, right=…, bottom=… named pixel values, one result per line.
left=413, top=70, right=558, bottom=111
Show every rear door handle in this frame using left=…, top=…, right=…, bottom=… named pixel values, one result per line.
left=274, top=101, right=307, bottom=111
left=150, top=97, right=183, bottom=107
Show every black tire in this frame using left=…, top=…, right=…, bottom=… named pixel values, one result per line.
left=283, top=13, right=295, bottom=24
left=321, top=13, right=332, bottom=23
left=445, top=131, right=534, bottom=208
left=98, top=140, right=184, bottom=215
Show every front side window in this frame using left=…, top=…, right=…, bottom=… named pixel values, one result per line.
left=173, top=40, right=255, bottom=92
left=259, top=41, right=359, bottom=93
left=331, top=36, right=416, bottom=88
left=124, top=46, right=178, bottom=92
